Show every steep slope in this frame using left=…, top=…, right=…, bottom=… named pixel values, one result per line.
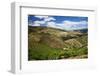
left=28, top=26, right=88, bottom=60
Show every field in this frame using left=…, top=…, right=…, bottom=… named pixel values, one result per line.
left=28, top=26, right=88, bottom=60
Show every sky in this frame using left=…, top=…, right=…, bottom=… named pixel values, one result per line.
left=28, top=15, right=88, bottom=31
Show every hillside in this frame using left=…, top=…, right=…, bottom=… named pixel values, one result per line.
left=28, top=26, right=88, bottom=60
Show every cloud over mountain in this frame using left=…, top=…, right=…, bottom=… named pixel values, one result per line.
left=29, top=15, right=88, bottom=31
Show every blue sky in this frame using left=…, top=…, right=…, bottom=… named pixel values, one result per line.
left=28, top=15, right=88, bottom=30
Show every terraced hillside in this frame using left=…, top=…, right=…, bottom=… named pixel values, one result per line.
left=28, top=26, right=88, bottom=60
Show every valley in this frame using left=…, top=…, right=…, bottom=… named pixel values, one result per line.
left=28, top=26, right=88, bottom=60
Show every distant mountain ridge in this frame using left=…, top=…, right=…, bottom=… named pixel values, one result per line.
left=29, top=26, right=88, bottom=33
left=74, top=29, right=88, bottom=33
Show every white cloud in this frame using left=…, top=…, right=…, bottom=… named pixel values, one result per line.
left=32, top=23, right=40, bottom=26
left=44, top=17, right=56, bottom=22
left=46, top=20, right=88, bottom=30
left=47, top=22, right=56, bottom=28
left=34, top=16, right=48, bottom=19
left=47, top=22, right=63, bottom=29
left=63, top=20, right=87, bottom=26
left=34, top=21, right=45, bottom=24
left=56, top=23, right=72, bottom=30
left=63, top=21, right=87, bottom=30
left=63, top=21, right=77, bottom=26
left=35, top=15, right=56, bottom=22
left=31, top=20, right=46, bottom=26
left=31, top=16, right=56, bottom=27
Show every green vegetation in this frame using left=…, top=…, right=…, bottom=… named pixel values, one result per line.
left=28, top=26, right=88, bottom=60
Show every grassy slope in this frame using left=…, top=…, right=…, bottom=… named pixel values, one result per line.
left=28, top=26, right=88, bottom=60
